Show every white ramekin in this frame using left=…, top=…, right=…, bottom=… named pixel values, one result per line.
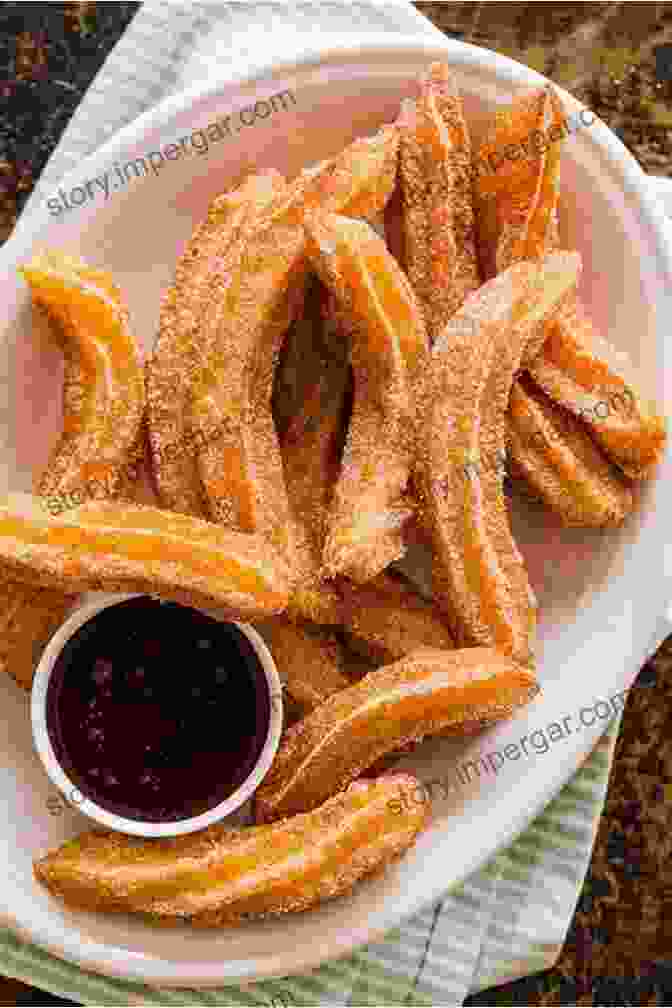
left=30, top=592, right=283, bottom=837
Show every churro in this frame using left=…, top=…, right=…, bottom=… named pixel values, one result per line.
left=34, top=775, right=429, bottom=923
left=147, top=171, right=285, bottom=517
left=474, top=87, right=563, bottom=285
left=278, top=281, right=350, bottom=624
left=256, top=619, right=349, bottom=713
left=191, top=128, right=398, bottom=573
left=475, top=88, right=666, bottom=478
left=339, top=572, right=453, bottom=663
left=508, top=376, right=634, bottom=526
left=305, top=212, right=428, bottom=583
left=19, top=249, right=144, bottom=500
left=7, top=253, right=145, bottom=690
left=527, top=305, right=667, bottom=479
left=0, top=498, right=290, bottom=621
left=255, top=647, right=538, bottom=823
left=400, top=62, right=480, bottom=342
left=415, top=253, right=580, bottom=661
left=0, top=580, right=76, bottom=689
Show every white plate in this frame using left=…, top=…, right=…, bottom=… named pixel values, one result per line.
left=0, top=37, right=671, bottom=988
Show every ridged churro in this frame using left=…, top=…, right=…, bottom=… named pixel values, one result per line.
left=147, top=171, right=285, bottom=517
left=475, top=88, right=666, bottom=479
left=0, top=498, right=290, bottom=621
left=415, top=254, right=580, bottom=662
left=0, top=580, right=76, bottom=689
left=508, top=376, right=634, bottom=526
left=306, top=213, right=428, bottom=583
left=339, top=572, right=453, bottom=664
left=191, top=129, right=398, bottom=575
left=400, top=62, right=480, bottom=343
left=527, top=304, right=667, bottom=479
left=255, top=647, right=538, bottom=823
left=35, top=775, right=429, bottom=924
left=474, top=87, right=563, bottom=286
left=256, top=619, right=349, bottom=714
left=7, top=252, right=145, bottom=690
left=19, top=249, right=145, bottom=501
left=278, top=281, right=350, bottom=624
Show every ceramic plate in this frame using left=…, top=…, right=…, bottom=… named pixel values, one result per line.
left=0, top=37, right=671, bottom=987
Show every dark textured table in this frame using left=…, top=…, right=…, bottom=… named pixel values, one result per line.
left=1, top=3, right=671, bottom=1005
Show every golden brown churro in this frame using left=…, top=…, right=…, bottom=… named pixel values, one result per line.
left=415, top=254, right=580, bottom=662
left=34, top=775, right=429, bottom=923
left=508, top=376, right=634, bottom=526
left=278, top=281, right=350, bottom=624
left=474, top=87, right=563, bottom=284
left=475, top=88, right=666, bottom=479
left=190, top=128, right=398, bottom=578
left=0, top=580, right=76, bottom=689
left=400, top=62, right=480, bottom=342
left=306, top=213, right=428, bottom=583
left=147, top=171, right=285, bottom=517
left=256, top=619, right=349, bottom=714
left=339, top=572, right=453, bottom=664
left=527, top=305, right=667, bottom=479
left=6, top=253, right=145, bottom=690
left=255, top=647, right=538, bottom=823
left=0, top=498, right=290, bottom=621
left=19, top=249, right=145, bottom=501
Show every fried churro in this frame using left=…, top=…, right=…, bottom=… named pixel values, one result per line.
left=7, top=252, right=145, bottom=690
left=0, top=498, right=290, bottom=621
left=191, top=128, right=398, bottom=578
left=256, top=619, right=349, bottom=714
left=339, top=572, right=453, bottom=663
left=147, top=171, right=285, bottom=517
left=19, top=249, right=144, bottom=500
left=305, top=213, right=428, bottom=583
left=255, top=647, right=538, bottom=823
left=527, top=304, right=667, bottom=479
left=277, top=281, right=350, bottom=624
left=415, top=253, right=580, bottom=662
left=400, top=62, right=480, bottom=342
left=474, top=87, right=563, bottom=286
left=35, top=775, right=429, bottom=923
left=475, top=88, right=666, bottom=479
left=0, top=580, right=76, bottom=689
left=508, top=376, right=634, bottom=526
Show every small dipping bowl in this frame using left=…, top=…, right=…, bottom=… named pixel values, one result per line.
left=31, top=593, right=282, bottom=837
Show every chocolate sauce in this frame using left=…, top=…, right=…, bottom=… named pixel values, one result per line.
left=46, top=597, right=270, bottom=823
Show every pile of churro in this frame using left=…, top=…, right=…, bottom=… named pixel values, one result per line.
left=5, top=63, right=665, bottom=926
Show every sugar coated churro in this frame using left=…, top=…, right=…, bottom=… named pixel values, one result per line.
left=474, top=86, right=563, bottom=282
left=415, top=253, right=580, bottom=662
left=8, top=251, right=145, bottom=690
left=400, top=62, right=480, bottom=342
left=255, top=647, right=538, bottom=823
left=339, top=572, right=454, bottom=663
left=35, top=775, right=429, bottom=924
left=306, top=212, right=428, bottom=583
left=475, top=88, right=666, bottom=480
left=527, top=304, right=667, bottom=479
left=147, top=171, right=285, bottom=517
left=191, top=129, right=398, bottom=577
left=0, top=580, right=76, bottom=689
left=256, top=619, right=349, bottom=713
left=0, top=497, right=290, bottom=621
left=508, top=376, right=635, bottom=526
left=19, top=249, right=145, bottom=500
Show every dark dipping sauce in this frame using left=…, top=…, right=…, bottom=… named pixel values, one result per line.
left=46, top=597, right=270, bottom=823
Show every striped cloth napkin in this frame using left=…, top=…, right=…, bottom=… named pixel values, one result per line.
left=4, top=2, right=622, bottom=1004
